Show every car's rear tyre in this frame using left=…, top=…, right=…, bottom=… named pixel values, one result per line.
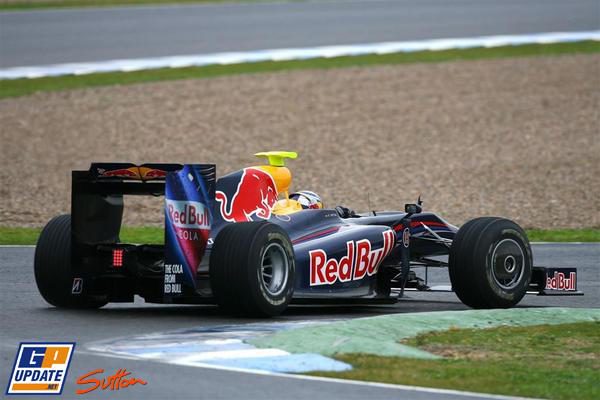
left=449, top=217, right=532, bottom=309
left=210, top=222, right=295, bottom=317
left=34, top=214, right=107, bottom=309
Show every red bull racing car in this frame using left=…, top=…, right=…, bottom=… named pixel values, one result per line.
left=34, top=152, right=581, bottom=316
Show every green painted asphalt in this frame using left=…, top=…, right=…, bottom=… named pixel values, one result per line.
left=250, top=308, right=600, bottom=359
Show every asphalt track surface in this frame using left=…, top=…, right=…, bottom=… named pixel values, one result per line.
left=0, top=243, right=598, bottom=399
left=1, top=0, right=599, bottom=68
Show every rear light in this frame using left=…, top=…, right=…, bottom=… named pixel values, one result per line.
left=113, top=249, right=124, bottom=268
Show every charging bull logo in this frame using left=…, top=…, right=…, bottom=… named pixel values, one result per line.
left=215, top=168, right=278, bottom=222
left=98, top=167, right=168, bottom=180
left=140, top=167, right=168, bottom=180
left=310, top=230, right=395, bottom=286
left=99, top=167, right=139, bottom=178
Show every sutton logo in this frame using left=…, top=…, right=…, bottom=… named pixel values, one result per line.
left=309, top=230, right=395, bottom=286
left=6, top=342, right=75, bottom=395
left=76, top=368, right=147, bottom=395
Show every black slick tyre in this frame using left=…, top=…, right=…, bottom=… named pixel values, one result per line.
left=210, top=222, right=295, bottom=317
left=34, top=214, right=107, bottom=308
left=449, top=217, right=532, bottom=309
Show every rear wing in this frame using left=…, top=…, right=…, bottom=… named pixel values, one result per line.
left=72, top=162, right=216, bottom=299
left=72, top=163, right=181, bottom=244
left=72, top=163, right=215, bottom=244
left=89, top=162, right=184, bottom=182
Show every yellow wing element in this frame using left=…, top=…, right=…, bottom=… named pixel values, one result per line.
left=253, top=151, right=299, bottom=215
left=254, top=151, right=298, bottom=167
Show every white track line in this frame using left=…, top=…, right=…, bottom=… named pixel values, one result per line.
left=1, top=30, right=598, bottom=80
left=176, top=348, right=290, bottom=362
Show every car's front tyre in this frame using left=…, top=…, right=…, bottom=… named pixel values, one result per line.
left=449, top=217, right=532, bottom=308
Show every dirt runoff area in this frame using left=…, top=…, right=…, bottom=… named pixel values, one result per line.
left=1, top=54, right=599, bottom=228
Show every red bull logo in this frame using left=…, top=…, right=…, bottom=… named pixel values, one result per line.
left=215, top=168, right=278, bottom=222
left=167, top=200, right=210, bottom=231
left=99, top=167, right=140, bottom=178
left=309, top=230, right=395, bottom=286
left=545, top=271, right=577, bottom=291
left=97, top=166, right=169, bottom=180
left=166, top=199, right=210, bottom=278
left=141, top=168, right=167, bottom=180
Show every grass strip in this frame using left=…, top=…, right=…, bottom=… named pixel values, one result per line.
left=2, top=41, right=599, bottom=99
left=526, top=228, right=600, bottom=242
left=250, top=307, right=600, bottom=356
left=318, top=322, right=599, bottom=400
left=1, top=226, right=598, bottom=245
left=0, top=226, right=162, bottom=245
left=0, top=0, right=263, bottom=11
left=527, top=228, right=600, bottom=242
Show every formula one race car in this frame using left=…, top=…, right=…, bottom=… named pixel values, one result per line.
left=34, top=152, right=581, bottom=316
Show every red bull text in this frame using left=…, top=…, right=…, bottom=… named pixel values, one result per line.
left=545, top=271, right=577, bottom=291
left=309, top=230, right=395, bottom=286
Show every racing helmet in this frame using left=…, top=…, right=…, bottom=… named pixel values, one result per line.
left=289, top=190, right=323, bottom=210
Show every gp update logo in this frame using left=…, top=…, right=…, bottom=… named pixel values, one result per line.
left=6, top=342, right=75, bottom=395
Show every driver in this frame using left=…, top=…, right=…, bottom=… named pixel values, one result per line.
left=289, top=190, right=323, bottom=209
left=289, top=191, right=359, bottom=218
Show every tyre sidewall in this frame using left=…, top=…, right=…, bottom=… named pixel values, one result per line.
left=246, top=226, right=295, bottom=315
left=476, top=223, right=532, bottom=306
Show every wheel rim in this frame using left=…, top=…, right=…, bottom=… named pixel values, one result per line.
left=260, top=242, right=289, bottom=296
left=491, top=238, right=525, bottom=290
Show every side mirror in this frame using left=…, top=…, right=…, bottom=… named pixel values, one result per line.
left=405, top=203, right=422, bottom=215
